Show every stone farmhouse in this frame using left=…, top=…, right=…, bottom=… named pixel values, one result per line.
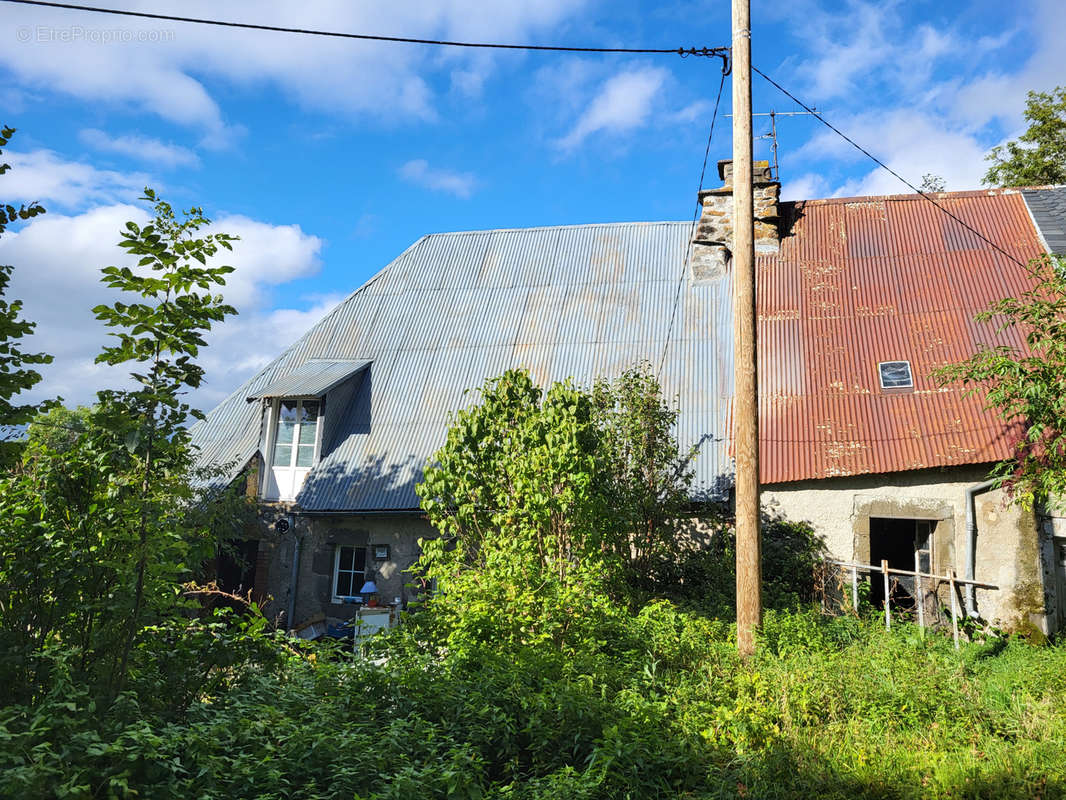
left=190, top=161, right=1066, bottom=636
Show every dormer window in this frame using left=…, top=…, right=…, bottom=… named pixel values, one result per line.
left=247, top=358, right=373, bottom=503
left=878, top=360, right=913, bottom=390
left=264, top=398, right=322, bottom=501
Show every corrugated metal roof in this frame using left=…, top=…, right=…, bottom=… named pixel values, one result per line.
left=1022, top=187, right=1066, bottom=254
left=758, top=190, right=1043, bottom=484
left=246, top=359, right=371, bottom=400
left=192, top=187, right=1064, bottom=504
left=190, top=222, right=734, bottom=510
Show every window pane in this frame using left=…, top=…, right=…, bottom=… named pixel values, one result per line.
left=296, top=444, right=315, bottom=467
left=279, top=400, right=299, bottom=422
left=339, top=546, right=353, bottom=571
left=336, top=571, right=353, bottom=598
left=275, top=421, right=295, bottom=445
left=300, top=400, right=319, bottom=422
left=298, top=419, right=317, bottom=445
left=273, top=444, right=292, bottom=466
left=879, top=361, right=913, bottom=388
left=352, top=548, right=367, bottom=572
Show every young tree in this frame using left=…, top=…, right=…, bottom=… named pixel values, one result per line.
left=935, top=254, right=1066, bottom=509
left=983, top=86, right=1066, bottom=187
left=591, top=367, right=696, bottom=589
left=415, top=367, right=696, bottom=649
left=0, top=125, right=54, bottom=446
left=0, top=190, right=246, bottom=700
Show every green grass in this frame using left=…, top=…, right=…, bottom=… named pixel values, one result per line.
left=2, top=605, right=1064, bottom=799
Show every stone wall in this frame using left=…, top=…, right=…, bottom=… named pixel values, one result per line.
left=762, top=464, right=1053, bottom=633
left=261, top=512, right=434, bottom=629
left=691, top=159, right=780, bottom=281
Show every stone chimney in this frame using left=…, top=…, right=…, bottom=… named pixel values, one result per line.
left=691, top=159, right=780, bottom=280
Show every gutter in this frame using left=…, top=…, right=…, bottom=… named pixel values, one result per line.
left=965, top=480, right=995, bottom=615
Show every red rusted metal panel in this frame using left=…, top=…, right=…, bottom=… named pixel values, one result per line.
left=760, top=190, right=1044, bottom=484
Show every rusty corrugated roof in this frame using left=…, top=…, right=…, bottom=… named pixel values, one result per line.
left=759, top=189, right=1043, bottom=484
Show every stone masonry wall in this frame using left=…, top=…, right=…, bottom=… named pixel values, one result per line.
left=691, top=159, right=781, bottom=281
left=263, top=513, right=435, bottom=629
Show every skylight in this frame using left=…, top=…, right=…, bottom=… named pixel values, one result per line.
left=878, top=361, right=913, bottom=389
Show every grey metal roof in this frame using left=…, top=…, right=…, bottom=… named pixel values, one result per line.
left=246, top=359, right=371, bottom=400
left=1022, top=187, right=1066, bottom=254
left=189, top=221, right=734, bottom=511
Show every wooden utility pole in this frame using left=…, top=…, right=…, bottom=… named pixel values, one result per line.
left=732, top=0, right=762, bottom=656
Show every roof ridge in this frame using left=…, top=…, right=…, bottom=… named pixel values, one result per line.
left=420, top=220, right=690, bottom=237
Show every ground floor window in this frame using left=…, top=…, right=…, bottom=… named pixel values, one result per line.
left=332, top=545, right=367, bottom=602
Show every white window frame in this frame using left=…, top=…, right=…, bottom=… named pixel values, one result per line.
left=877, top=360, right=914, bottom=389
left=331, top=545, right=367, bottom=604
left=261, top=396, right=325, bottom=502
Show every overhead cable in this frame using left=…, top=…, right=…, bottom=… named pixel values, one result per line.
left=751, top=64, right=1026, bottom=269
left=2, top=0, right=729, bottom=60
left=658, top=62, right=729, bottom=378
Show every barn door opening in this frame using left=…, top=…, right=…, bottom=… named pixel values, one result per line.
left=869, top=517, right=934, bottom=612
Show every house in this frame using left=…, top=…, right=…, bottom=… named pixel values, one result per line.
left=191, top=160, right=1066, bottom=635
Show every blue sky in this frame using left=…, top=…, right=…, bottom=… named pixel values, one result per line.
left=0, top=0, right=1061, bottom=410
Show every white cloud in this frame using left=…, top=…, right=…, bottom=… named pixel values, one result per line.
left=771, top=0, right=1065, bottom=198
left=780, top=172, right=830, bottom=203
left=195, top=297, right=342, bottom=409
left=0, top=193, right=324, bottom=410
left=0, top=0, right=589, bottom=136
left=669, top=99, right=712, bottom=125
left=398, top=159, right=477, bottom=198
left=796, top=110, right=991, bottom=197
left=555, top=66, right=668, bottom=151
left=79, top=128, right=200, bottom=169
left=2, top=148, right=149, bottom=208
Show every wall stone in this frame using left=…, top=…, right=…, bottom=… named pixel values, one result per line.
left=262, top=513, right=436, bottom=629
left=692, top=159, right=781, bottom=275
left=762, top=464, right=1051, bottom=633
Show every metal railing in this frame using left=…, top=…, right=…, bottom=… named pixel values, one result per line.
left=824, top=559, right=999, bottom=648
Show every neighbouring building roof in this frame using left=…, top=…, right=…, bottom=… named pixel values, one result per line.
left=190, top=186, right=1064, bottom=509
left=758, top=189, right=1044, bottom=483
left=1022, top=186, right=1066, bottom=254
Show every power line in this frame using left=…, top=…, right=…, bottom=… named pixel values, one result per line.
left=658, top=63, right=729, bottom=378
left=750, top=64, right=1027, bottom=269
left=3, top=0, right=729, bottom=58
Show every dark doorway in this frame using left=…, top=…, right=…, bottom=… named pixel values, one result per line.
left=217, top=539, right=259, bottom=596
left=869, top=518, right=933, bottom=610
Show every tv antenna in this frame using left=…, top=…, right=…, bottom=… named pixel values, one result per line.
left=726, top=109, right=818, bottom=180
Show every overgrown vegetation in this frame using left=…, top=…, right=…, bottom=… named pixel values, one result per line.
left=2, top=128, right=1065, bottom=798
left=2, top=604, right=1065, bottom=799
left=936, top=254, right=1066, bottom=509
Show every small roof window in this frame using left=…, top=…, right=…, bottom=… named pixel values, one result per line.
left=878, top=360, right=913, bottom=389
